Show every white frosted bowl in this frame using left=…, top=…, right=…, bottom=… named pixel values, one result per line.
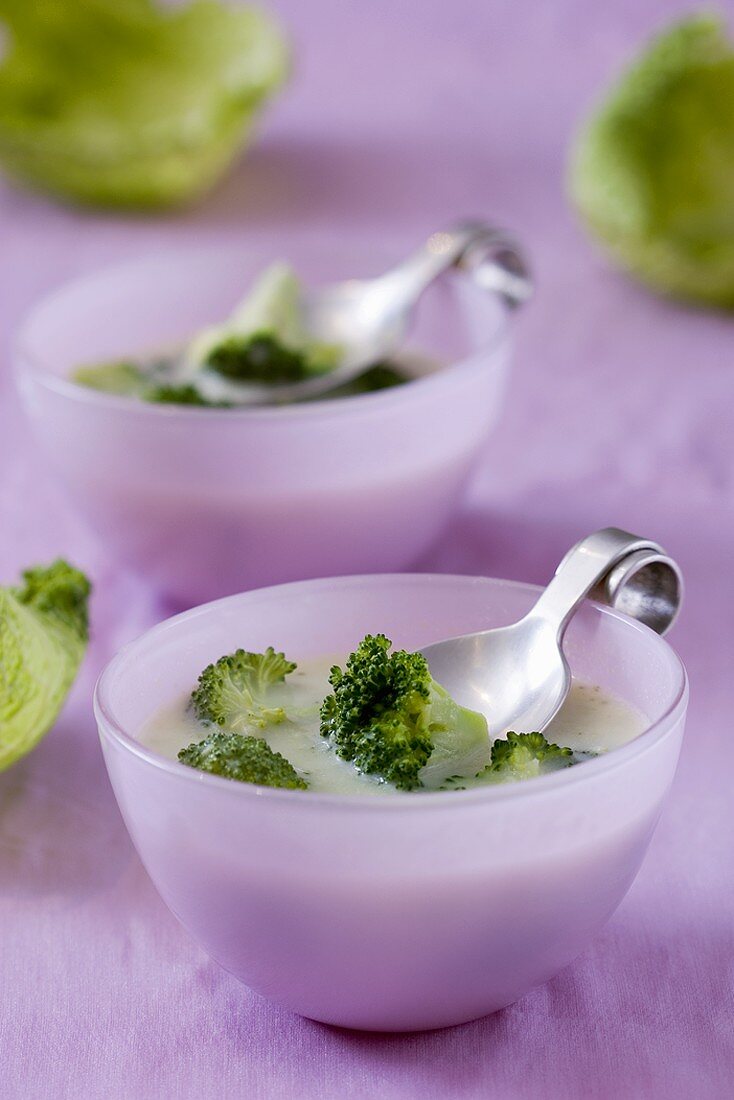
left=15, top=240, right=513, bottom=604
left=95, top=573, right=688, bottom=1031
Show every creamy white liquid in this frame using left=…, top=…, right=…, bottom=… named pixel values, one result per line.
left=139, top=656, right=646, bottom=796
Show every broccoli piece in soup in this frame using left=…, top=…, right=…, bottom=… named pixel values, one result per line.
left=481, top=731, right=574, bottom=783
left=178, top=731, right=307, bottom=789
left=144, top=382, right=232, bottom=407
left=191, top=647, right=297, bottom=732
left=205, top=333, right=315, bottom=384
left=320, top=634, right=490, bottom=791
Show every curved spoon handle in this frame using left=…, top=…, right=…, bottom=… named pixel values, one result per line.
left=530, top=527, right=683, bottom=639
left=455, top=222, right=533, bottom=309
left=379, top=219, right=532, bottom=311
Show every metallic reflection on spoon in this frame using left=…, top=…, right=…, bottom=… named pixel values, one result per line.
left=420, top=528, right=682, bottom=735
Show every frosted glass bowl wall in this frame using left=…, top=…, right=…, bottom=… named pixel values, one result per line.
left=96, top=573, right=688, bottom=1031
left=16, top=241, right=512, bottom=604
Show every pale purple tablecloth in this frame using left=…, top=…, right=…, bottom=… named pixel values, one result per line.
left=1, top=1, right=732, bottom=1096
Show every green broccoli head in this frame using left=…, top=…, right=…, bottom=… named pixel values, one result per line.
left=320, top=634, right=489, bottom=791
left=484, top=731, right=573, bottom=783
left=191, top=647, right=297, bottom=732
left=143, top=382, right=232, bottom=408
left=321, top=361, right=407, bottom=399
left=178, top=731, right=307, bottom=789
left=570, top=14, right=734, bottom=308
left=14, top=560, right=90, bottom=641
left=0, top=560, right=91, bottom=771
left=205, top=333, right=314, bottom=384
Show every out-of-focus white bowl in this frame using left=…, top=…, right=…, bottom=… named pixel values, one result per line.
left=95, top=573, right=688, bottom=1031
left=15, top=239, right=514, bottom=605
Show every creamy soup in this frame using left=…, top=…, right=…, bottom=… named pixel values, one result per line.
left=139, top=656, right=646, bottom=796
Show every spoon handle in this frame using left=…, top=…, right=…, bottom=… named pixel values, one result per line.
left=378, top=219, right=531, bottom=311
left=529, top=527, right=682, bottom=639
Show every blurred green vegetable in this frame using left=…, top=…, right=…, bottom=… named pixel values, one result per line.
left=74, top=261, right=411, bottom=405
left=0, top=560, right=91, bottom=771
left=192, top=261, right=342, bottom=374
left=73, top=360, right=145, bottom=396
left=0, top=0, right=289, bottom=209
left=570, top=13, right=734, bottom=309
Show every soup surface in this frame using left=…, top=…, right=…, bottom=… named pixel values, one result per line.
left=139, top=655, right=646, bottom=796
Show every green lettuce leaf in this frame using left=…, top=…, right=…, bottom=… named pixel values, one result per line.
left=0, top=0, right=289, bottom=208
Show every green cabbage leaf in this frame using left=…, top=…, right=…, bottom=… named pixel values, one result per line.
left=570, top=14, right=734, bottom=308
left=0, top=0, right=289, bottom=208
left=0, top=561, right=91, bottom=770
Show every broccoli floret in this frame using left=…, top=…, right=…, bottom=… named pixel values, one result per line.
left=0, top=560, right=91, bottom=771
left=320, top=634, right=489, bottom=791
left=178, top=732, right=307, bottom=789
left=482, top=731, right=574, bottom=783
left=323, top=361, right=407, bottom=399
left=191, top=647, right=297, bottom=732
left=205, top=333, right=314, bottom=383
left=143, top=382, right=232, bottom=408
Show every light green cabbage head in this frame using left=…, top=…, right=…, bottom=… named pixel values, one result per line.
left=0, top=561, right=91, bottom=771
left=0, top=0, right=289, bottom=208
left=570, top=14, right=734, bottom=309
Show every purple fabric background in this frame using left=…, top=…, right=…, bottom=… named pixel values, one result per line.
left=1, top=1, right=732, bottom=1096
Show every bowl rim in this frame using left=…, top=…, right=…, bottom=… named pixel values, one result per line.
left=94, top=572, right=689, bottom=812
left=13, top=241, right=512, bottom=423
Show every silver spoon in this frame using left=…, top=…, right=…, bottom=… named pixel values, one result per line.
left=420, top=528, right=683, bottom=736
left=156, top=219, right=532, bottom=405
